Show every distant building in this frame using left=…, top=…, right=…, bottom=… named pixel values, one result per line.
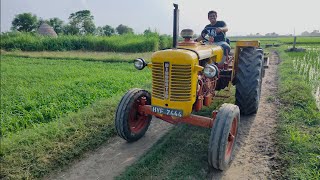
left=37, top=23, right=58, bottom=37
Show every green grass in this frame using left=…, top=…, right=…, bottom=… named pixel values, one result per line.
left=1, top=50, right=153, bottom=62
left=230, top=36, right=320, bottom=45
left=116, top=125, right=211, bottom=180
left=116, top=92, right=235, bottom=180
left=276, top=45, right=320, bottom=179
left=0, top=55, right=151, bottom=136
left=1, top=95, right=118, bottom=179
left=0, top=54, right=152, bottom=179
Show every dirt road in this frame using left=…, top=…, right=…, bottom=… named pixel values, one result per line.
left=50, top=51, right=279, bottom=180
left=209, top=51, right=280, bottom=179
left=50, top=119, right=172, bottom=180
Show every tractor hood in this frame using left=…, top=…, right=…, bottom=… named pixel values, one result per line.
left=151, top=44, right=223, bottom=64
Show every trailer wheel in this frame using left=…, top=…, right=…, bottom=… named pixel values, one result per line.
left=115, top=88, right=152, bottom=142
left=235, top=47, right=263, bottom=115
left=208, top=103, right=240, bottom=170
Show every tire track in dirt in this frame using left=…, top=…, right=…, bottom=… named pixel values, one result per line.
left=49, top=119, right=172, bottom=180
left=208, top=51, right=280, bottom=179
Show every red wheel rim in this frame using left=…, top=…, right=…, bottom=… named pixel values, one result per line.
left=128, top=97, right=149, bottom=134
left=225, top=117, right=238, bottom=160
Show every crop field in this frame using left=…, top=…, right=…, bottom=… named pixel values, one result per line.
left=230, top=36, right=320, bottom=45
left=0, top=33, right=172, bottom=52
left=291, top=46, right=320, bottom=109
left=276, top=43, right=320, bottom=179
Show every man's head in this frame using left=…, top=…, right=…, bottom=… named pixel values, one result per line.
left=208, top=11, right=217, bottom=24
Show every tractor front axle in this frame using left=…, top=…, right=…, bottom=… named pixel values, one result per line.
left=138, top=105, right=215, bottom=128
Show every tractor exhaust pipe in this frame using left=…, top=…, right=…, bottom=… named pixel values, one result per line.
left=173, top=3, right=179, bottom=49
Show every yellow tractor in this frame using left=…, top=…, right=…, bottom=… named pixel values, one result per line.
left=115, top=4, right=265, bottom=170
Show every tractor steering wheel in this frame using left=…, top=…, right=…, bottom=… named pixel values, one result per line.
left=201, top=27, right=217, bottom=42
left=201, top=27, right=226, bottom=43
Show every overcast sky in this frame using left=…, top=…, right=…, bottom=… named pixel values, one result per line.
left=1, top=0, right=320, bottom=36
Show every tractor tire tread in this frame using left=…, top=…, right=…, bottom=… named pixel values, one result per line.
left=235, top=47, right=263, bottom=115
left=115, top=88, right=151, bottom=142
left=208, top=103, right=240, bottom=170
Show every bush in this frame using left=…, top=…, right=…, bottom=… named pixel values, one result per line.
left=0, top=33, right=172, bottom=52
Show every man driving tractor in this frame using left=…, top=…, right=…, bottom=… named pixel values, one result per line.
left=196, top=10, right=230, bottom=65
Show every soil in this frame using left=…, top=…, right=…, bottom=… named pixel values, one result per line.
left=49, top=51, right=280, bottom=180
left=207, top=51, right=280, bottom=179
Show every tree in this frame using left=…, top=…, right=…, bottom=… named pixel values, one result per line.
left=63, top=24, right=79, bottom=35
left=83, top=20, right=95, bottom=34
left=301, top=31, right=310, bottom=36
left=143, top=28, right=152, bottom=35
left=310, top=30, right=320, bottom=36
left=47, top=18, right=64, bottom=34
left=102, top=25, right=115, bottom=36
left=95, top=26, right=104, bottom=36
left=67, top=10, right=96, bottom=35
left=265, top=32, right=279, bottom=37
left=11, top=13, right=38, bottom=32
left=116, top=24, right=133, bottom=35
left=143, top=28, right=159, bottom=37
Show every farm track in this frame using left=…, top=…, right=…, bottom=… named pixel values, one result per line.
left=49, top=119, right=173, bottom=180
left=209, top=51, right=280, bottom=179
left=49, top=51, right=280, bottom=180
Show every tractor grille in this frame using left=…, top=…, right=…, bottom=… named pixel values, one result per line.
left=152, top=63, right=165, bottom=99
left=152, top=63, right=192, bottom=101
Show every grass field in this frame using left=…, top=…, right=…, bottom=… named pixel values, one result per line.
left=230, top=36, right=320, bottom=45
left=1, top=56, right=151, bottom=136
left=0, top=54, right=151, bottom=179
left=1, top=50, right=153, bottom=62
left=1, top=37, right=319, bottom=179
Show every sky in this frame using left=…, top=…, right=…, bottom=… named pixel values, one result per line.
left=1, top=0, right=320, bottom=36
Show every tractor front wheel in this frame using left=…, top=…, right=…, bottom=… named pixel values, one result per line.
left=115, top=88, right=152, bottom=142
left=208, top=103, right=240, bottom=170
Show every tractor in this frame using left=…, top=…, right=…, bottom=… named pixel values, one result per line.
left=115, top=4, right=266, bottom=170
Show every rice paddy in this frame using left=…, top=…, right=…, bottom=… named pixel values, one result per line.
left=292, top=46, right=320, bottom=109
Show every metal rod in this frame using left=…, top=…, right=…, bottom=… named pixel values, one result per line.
left=173, top=3, right=179, bottom=49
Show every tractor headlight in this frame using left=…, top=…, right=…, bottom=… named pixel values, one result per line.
left=134, top=58, right=147, bottom=70
left=203, top=64, right=218, bottom=78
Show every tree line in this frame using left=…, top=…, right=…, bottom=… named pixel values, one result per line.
left=10, top=10, right=158, bottom=36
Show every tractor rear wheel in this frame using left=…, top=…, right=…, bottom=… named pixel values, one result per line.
left=235, top=47, right=263, bottom=115
left=208, top=103, right=240, bottom=170
left=115, top=88, right=152, bottom=142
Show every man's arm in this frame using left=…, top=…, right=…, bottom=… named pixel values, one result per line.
left=216, top=26, right=228, bottom=33
left=195, top=32, right=206, bottom=42
left=195, top=27, right=208, bottom=41
left=216, top=21, right=228, bottom=33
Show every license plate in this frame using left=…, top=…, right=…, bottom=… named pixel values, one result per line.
left=152, top=106, right=183, bottom=117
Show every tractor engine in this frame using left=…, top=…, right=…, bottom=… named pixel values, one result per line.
left=195, top=74, right=218, bottom=111
left=148, top=38, right=223, bottom=117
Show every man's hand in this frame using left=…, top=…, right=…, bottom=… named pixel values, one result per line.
left=216, top=28, right=222, bottom=33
